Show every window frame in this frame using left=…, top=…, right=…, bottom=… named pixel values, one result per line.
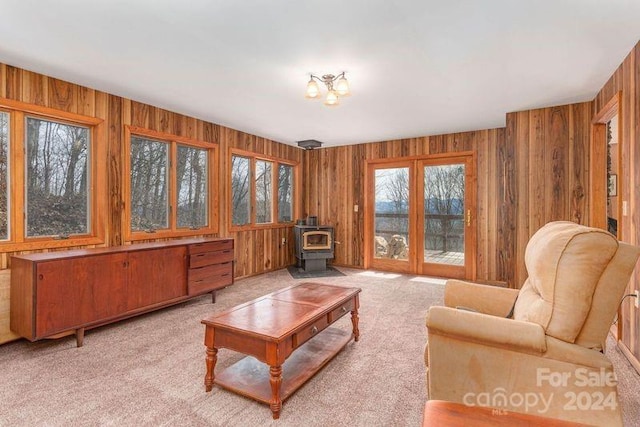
left=228, top=147, right=299, bottom=231
left=124, top=126, right=218, bottom=242
left=0, top=98, right=105, bottom=251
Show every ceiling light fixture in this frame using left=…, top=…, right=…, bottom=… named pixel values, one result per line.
left=305, top=72, right=350, bottom=106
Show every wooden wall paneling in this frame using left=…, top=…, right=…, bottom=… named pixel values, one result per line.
left=0, top=64, right=6, bottom=98
left=513, top=111, right=530, bottom=287
left=5, top=65, right=21, bottom=100
left=497, top=127, right=515, bottom=286
left=108, top=95, right=124, bottom=246
left=48, top=78, right=75, bottom=113
left=624, top=45, right=638, bottom=359
left=528, top=108, right=546, bottom=233
left=157, top=108, right=172, bottom=134
left=588, top=42, right=640, bottom=370
left=568, top=103, right=589, bottom=225
left=0, top=270, right=19, bottom=343
left=544, top=106, right=569, bottom=221
left=631, top=44, right=640, bottom=360
left=21, top=70, right=47, bottom=106
left=77, top=86, right=95, bottom=117
left=131, top=101, right=150, bottom=129
left=476, top=130, right=489, bottom=280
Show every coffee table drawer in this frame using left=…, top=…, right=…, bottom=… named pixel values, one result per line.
left=292, top=316, right=330, bottom=349
left=328, top=299, right=354, bottom=322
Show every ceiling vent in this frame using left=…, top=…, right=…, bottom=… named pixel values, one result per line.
left=297, top=139, right=323, bottom=150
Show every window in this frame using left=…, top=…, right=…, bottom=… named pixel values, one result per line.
left=177, top=145, right=209, bottom=229
left=26, top=117, right=90, bottom=237
left=0, top=98, right=104, bottom=250
left=130, top=136, right=168, bottom=231
left=125, top=127, right=217, bottom=240
left=230, top=149, right=297, bottom=228
left=278, top=164, right=294, bottom=222
left=0, top=112, right=8, bottom=240
left=231, top=155, right=250, bottom=226
left=255, top=160, right=272, bottom=223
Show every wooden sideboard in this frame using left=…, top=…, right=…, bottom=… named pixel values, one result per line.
left=10, top=237, right=233, bottom=346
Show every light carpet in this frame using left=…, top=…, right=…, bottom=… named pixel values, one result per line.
left=0, top=268, right=637, bottom=426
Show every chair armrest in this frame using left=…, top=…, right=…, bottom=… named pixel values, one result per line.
left=426, top=306, right=546, bottom=354
left=444, top=279, right=519, bottom=317
left=544, top=336, right=613, bottom=369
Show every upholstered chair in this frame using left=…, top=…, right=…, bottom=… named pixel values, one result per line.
left=425, top=221, right=640, bottom=426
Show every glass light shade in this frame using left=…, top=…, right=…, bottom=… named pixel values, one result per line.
left=324, top=90, right=339, bottom=106
left=305, top=79, right=321, bottom=99
left=335, top=76, right=350, bottom=96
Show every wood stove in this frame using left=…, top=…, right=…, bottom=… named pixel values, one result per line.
left=294, top=225, right=334, bottom=272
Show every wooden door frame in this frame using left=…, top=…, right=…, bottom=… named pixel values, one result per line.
left=591, top=91, right=622, bottom=340
left=590, top=91, right=621, bottom=233
left=363, top=152, right=476, bottom=279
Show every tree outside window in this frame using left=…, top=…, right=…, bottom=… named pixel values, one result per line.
left=231, top=155, right=250, bottom=226
left=0, top=112, right=8, bottom=240
left=278, top=164, right=293, bottom=222
left=255, top=160, right=272, bottom=223
left=177, top=145, right=208, bottom=229
left=130, top=136, right=168, bottom=232
left=230, top=151, right=297, bottom=228
left=25, top=117, right=90, bottom=237
left=127, top=128, right=216, bottom=239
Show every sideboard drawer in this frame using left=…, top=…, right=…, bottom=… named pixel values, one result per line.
left=190, top=249, right=234, bottom=268
left=188, top=240, right=233, bottom=255
left=188, top=262, right=233, bottom=295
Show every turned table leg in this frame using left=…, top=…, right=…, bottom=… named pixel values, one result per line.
left=204, top=327, right=217, bottom=392
left=269, top=365, right=283, bottom=419
left=351, top=310, right=360, bottom=342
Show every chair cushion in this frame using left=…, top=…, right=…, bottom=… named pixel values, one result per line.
left=513, top=221, right=617, bottom=343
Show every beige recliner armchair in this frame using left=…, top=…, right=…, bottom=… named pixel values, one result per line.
left=425, top=221, right=640, bottom=426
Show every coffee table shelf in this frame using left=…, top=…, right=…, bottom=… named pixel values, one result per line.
left=215, top=327, right=351, bottom=404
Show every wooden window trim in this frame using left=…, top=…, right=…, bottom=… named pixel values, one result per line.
left=0, top=97, right=106, bottom=251
left=228, top=147, right=300, bottom=232
left=123, top=126, right=219, bottom=242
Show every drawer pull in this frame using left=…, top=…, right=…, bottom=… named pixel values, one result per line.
left=222, top=250, right=232, bottom=254
left=221, top=273, right=230, bottom=277
left=341, top=306, right=347, bottom=313
left=310, top=326, right=318, bottom=335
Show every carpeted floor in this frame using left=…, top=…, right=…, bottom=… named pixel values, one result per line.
left=286, top=265, right=346, bottom=279
left=0, top=268, right=637, bottom=426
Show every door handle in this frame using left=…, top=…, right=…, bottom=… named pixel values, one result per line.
left=466, top=209, right=471, bottom=227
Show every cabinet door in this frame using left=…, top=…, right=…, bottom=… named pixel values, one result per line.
left=126, top=246, right=187, bottom=310
left=35, top=253, right=128, bottom=337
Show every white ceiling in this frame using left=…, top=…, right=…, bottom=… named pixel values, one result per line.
left=1, top=1, right=639, bottom=148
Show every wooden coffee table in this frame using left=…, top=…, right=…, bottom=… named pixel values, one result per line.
left=201, top=282, right=361, bottom=419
